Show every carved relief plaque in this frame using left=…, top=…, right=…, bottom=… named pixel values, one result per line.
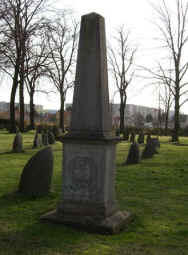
left=63, top=156, right=98, bottom=201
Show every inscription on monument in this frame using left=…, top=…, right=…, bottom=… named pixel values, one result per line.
left=65, top=156, right=97, bottom=200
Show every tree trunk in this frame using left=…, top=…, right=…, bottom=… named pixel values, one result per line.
left=59, top=94, right=65, bottom=132
left=19, top=59, right=25, bottom=132
left=9, top=65, right=19, bottom=133
left=164, top=110, right=169, bottom=136
left=164, top=116, right=169, bottom=136
left=29, top=91, right=35, bottom=129
left=19, top=80, right=25, bottom=132
left=119, top=94, right=126, bottom=133
left=172, top=95, right=180, bottom=142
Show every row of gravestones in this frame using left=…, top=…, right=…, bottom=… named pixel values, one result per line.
left=12, top=130, right=56, bottom=153
left=17, top=136, right=160, bottom=198
left=116, top=129, right=152, bottom=145
left=125, top=136, right=160, bottom=165
left=129, top=132, right=149, bottom=144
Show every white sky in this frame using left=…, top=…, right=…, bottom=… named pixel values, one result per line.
left=1, top=0, right=188, bottom=113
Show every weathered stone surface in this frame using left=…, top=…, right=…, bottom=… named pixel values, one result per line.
left=18, top=146, right=53, bottom=197
left=69, top=12, right=112, bottom=139
left=41, top=140, right=133, bottom=234
left=58, top=142, right=118, bottom=215
left=41, top=209, right=133, bottom=234
left=126, top=142, right=140, bottom=164
left=48, top=131, right=55, bottom=144
left=12, top=132, right=23, bottom=153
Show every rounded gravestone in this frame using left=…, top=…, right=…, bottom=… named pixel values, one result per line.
left=52, top=126, right=63, bottom=139
left=123, top=128, right=129, bottom=141
left=151, top=138, right=160, bottom=148
left=38, top=133, right=43, bottom=147
left=33, top=131, right=41, bottom=148
left=130, top=132, right=135, bottom=143
left=48, top=131, right=55, bottom=144
left=137, top=132, right=144, bottom=144
left=126, top=142, right=140, bottom=164
left=42, top=131, right=48, bottom=146
left=18, top=146, right=53, bottom=197
left=141, top=139, right=156, bottom=159
left=12, top=132, right=23, bottom=153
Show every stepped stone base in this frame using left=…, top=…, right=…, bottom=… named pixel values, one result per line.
left=40, top=140, right=134, bottom=234
left=40, top=209, right=133, bottom=234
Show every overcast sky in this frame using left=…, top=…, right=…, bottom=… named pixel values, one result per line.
left=1, top=0, right=188, bottom=113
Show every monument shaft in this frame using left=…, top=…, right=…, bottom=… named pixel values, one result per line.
left=70, top=13, right=112, bottom=138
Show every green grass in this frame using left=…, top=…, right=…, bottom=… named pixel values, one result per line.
left=0, top=130, right=188, bottom=255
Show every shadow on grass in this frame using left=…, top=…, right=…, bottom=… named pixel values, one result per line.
left=0, top=145, right=62, bottom=156
left=0, top=220, right=89, bottom=255
left=160, top=141, right=188, bottom=146
left=0, top=151, right=15, bottom=155
left=0, top=191, right=58, bottom=208
left=0, top=151, right=27, bottom=156
left=0, top=208, right=147, bottom=255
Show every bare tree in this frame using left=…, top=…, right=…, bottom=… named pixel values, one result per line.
left=46, top=13, right=78, bottom=131
left=150, top=0, right=188, bottom=142
left=159, top=84, right=173, bottom=135
left=140, top=60, right=174, bottom=134
left=0, top=0, right=51, bottom=132
left=25, top=34, right=50, bottom=129
left=108, top=26, right=137, bottom=133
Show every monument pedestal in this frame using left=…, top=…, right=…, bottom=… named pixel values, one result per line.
left=41, top=139, right=133, bottom=234
left=41, top=209, right=132, bottom=234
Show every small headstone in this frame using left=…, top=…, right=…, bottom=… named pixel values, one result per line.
left=52, top=126, right=63, bottom=139
left=130, top=132, right=135, bottom=143
left=38, top=134, right=43, bottom=147
left=125, top=142, right=140, bottom=164
left=33, top=131, right=41, bottom=148
left=141, top=139, right=156, bottom=159
left=151, top=138, right=160, bottom=148
left=123, top=128, right=129, bottom=141
left=18, top=146, right=53, bottom=197
left=12, top=132, right=23, bottom=153
left=137, top=132, right=144, bottom=144
left=42, top=131, right=48, bottom=146
left=48, top=131, right=55, bottom=144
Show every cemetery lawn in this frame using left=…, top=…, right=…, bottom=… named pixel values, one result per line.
left=0, top=130, right=188, bottom=255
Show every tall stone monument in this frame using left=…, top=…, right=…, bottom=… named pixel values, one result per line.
left=41, top=12, right=132, bottom=233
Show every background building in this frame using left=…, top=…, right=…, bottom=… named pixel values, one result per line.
left=0, top=101, right=43, bottom=113
left=112, top=103, right=161, bottom=127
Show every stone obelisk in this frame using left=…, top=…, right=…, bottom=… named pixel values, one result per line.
left=42, top=12, right=132, bottom=233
